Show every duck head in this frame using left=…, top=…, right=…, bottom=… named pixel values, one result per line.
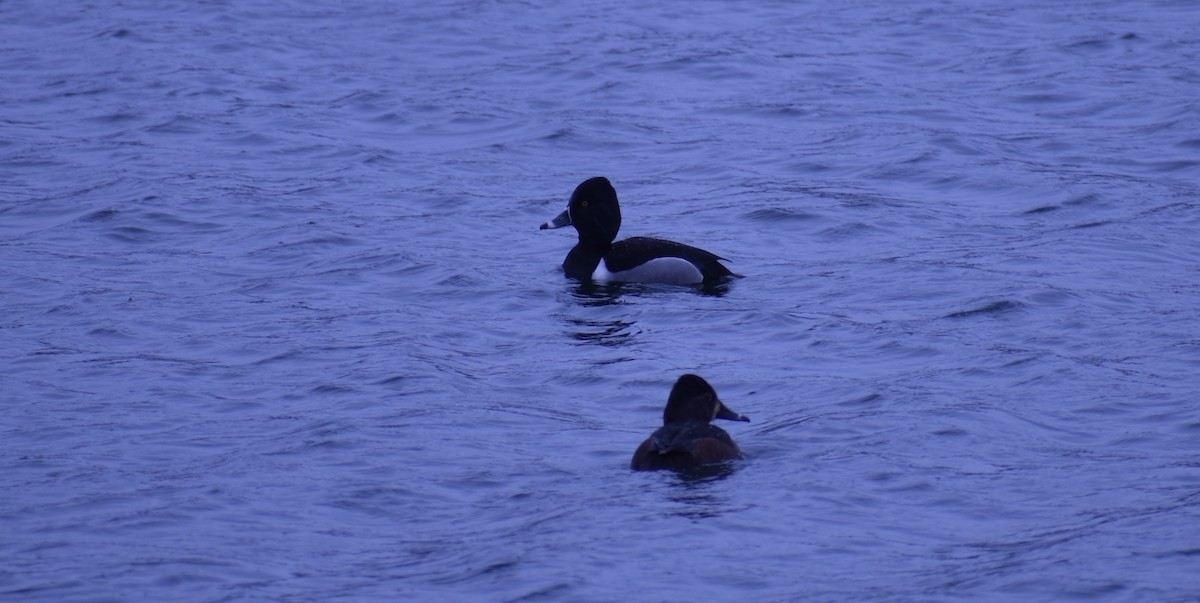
left=540, top=176, right=622, bottom=246
left=663, top=374, right=749, bottom=425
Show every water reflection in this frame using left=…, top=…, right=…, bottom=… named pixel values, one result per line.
left=562, top=282, right=636, bottom=346
left=672, top=462, right=738, bottom=484
left=566, top=317, right=637, bottom=347
left=569, top=281, right=629, bottom=305
left=698, top=280, right=735, bottom=297
left=558, top=278, right=733, bottom=347
left=568, top=279, right=733, bottom=303
left=664, top=463, right=741, bottom=520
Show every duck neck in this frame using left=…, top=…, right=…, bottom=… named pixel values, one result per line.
left=563, top=239, right=610, bottom=280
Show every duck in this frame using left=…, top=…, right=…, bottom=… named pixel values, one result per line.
left=631, top=374, right=749, bottom=471
left=540, top=177, right=738, bottom=285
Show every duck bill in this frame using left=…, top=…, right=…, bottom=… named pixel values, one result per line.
left=540, top=208, right=572, bottom=230
left=716, top=402, right=750, bottom=422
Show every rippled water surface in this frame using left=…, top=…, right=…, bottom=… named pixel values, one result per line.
left=3, top=1, right=1199, bottom=601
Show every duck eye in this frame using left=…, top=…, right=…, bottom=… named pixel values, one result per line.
left=580, top=200, right=588, bottom=207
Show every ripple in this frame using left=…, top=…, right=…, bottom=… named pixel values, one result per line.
left=944, top=300, right=1024, bottom=319
left=743, top=207, right=821, bottom=222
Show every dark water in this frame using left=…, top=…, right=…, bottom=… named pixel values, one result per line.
left=3, top=1, right=1199, bottom=601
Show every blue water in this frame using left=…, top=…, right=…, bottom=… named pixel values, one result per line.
left=3, top=1, right=1199, bottom=601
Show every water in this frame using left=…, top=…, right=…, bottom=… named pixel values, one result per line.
left=3, top=1, right=1199, bottom=601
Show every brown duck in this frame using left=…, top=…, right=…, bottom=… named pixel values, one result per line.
left=631, top=374, right=749, bottom=471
